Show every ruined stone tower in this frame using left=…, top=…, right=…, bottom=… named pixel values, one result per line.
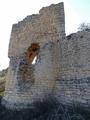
left=2, top=2, right=65, bottom=109
left=2, top=2, right=90, bottom=109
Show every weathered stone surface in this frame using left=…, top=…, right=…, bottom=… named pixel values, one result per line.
left=2, top=2, right=90, bottom=109
left=8, top=2, right=65, bottom=57
left=2, top=2, right=65, bottom=109
left=54, top=31, right=90, bottom=107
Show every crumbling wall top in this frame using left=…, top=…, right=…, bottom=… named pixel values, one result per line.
left=8, top=2, right=65, bottom=57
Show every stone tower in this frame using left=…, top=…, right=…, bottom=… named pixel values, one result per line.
left=2, top=2, right=65, bottom=109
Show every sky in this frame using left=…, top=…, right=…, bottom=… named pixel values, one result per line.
left=0, top=0, right=90, bottom=70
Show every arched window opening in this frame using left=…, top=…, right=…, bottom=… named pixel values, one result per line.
left=26, top=43, right=40, bottom=64
left=32, top=56, right=37, bottom=64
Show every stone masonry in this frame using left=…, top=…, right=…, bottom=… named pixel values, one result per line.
left=54, top=31, right=90, bottom=107
left=2, top=2, right=90, bottom=109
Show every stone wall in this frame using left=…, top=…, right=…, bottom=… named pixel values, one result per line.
left=8, top=2, right=65, bottom=57
left=2, top=2, right=65, bottom=109
left=2, top=2, right=90, bottom=109
left=55, top=31, right=90, bottom=107
left=60, top=31, right=90, bottom=79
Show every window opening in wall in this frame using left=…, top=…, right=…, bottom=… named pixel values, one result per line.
left=32, top=56, right=37, bottom=64
left=26, top=43, right=40, bottom=64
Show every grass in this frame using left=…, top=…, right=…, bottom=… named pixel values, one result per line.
left=0, top=76, right=6, bottom=81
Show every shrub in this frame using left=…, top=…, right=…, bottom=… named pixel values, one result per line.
left=78, top=23, right=90, bottom=32
left=0, top=97, right=90, bottom=120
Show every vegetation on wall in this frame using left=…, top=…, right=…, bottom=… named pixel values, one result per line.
left=0, top=68, right=7, bottom=96
left=78, top=23, right=90, bottom=32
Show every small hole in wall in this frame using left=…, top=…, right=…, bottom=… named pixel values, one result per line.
left=26, top=43, right=40, bottom=64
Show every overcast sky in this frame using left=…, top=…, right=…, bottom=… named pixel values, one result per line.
left=0, top=0, right=90, bottom=70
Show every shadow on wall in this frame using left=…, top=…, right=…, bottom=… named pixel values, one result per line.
left=17, top=43, right=40, bottom=92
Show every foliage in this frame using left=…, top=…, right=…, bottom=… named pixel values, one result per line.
left=0, top=68, right=8, bottom=78
left=0, top=97, right=89, bottom=120
left=0, top=69, right=6, bottom=96
left=0, top=80, right=5, bottom=96
left=78, top=23, right=90, bottom=32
